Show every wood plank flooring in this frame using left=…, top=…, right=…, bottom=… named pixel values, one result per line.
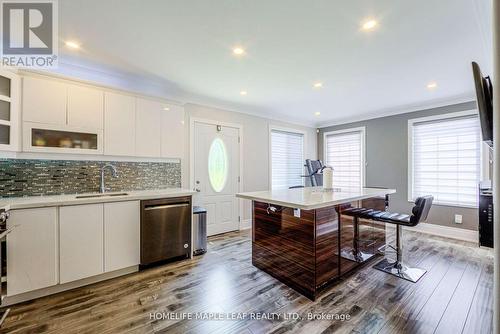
left=0, top=229, right=493, bottom=334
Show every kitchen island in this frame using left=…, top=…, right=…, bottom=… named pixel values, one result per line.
left=236, top=187, right=396, bottom=300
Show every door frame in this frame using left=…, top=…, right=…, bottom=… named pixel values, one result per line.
left=189, top=117, right=244, bottom=230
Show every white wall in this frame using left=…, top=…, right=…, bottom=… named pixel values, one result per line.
left=184, top=103, right=317, bottom=223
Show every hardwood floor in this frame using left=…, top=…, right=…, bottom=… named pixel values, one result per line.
left=1, top=229, right=493, bottom=334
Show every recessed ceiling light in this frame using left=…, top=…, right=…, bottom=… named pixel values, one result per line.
left=240, top=90, right=248, bottom=96
left=65, top=41, right=80, bottom=49
left=233, top=47, right=245, bottom=55
left=313, top=82, right=323, bottom=88
left=362, top=19, right=378, bottom=31
left=314, top=112, right=321, bottom=116
left=163, top=107, right=170, bottom=111
left=427, top=82, right=438, bottom=89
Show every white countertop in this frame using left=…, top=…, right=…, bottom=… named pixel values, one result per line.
left=236, top=187, right=396, bottom=210
left=0, top=188, right=196, bottom=211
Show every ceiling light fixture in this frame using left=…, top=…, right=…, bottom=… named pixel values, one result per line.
left=313, top=82, right=323, bottom=88
left=427, top=82, right=438, bottom=89
left=233, top=47, right=245, bottom=55
left=362, top=19, right=378, bottom=31
left=163, top=107, right=170, bottom=111
left=240, top=90, right=248, bottom=96
left=65, top=41, right=80, bottom=49
left=314, top=112, right=321, bottom=116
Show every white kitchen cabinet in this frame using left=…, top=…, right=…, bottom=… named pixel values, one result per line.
left=135, top=98, right=161, bottom=157
left=67, top=84, right=104, bottom=129
left=104, top=92, right=136, bottom=156
left=22, top=76, right=67, bottom=125
left=161, top=104, right=185, bottom=159
left=0, top=70, right=20, bottom=152
left=104, top=201, right=140, bottom=272
left=59, top=204, right=104, bottom=284
left=7, top=207, right=58, bottom=296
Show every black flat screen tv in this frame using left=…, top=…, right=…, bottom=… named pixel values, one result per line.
left=472, top=61, right=493, bottom=147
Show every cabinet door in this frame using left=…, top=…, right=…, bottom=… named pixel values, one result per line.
left=104, top=201, right=140, bottom=272
left=59, top=204, right=104, bottom=283
left=135, top=98, right=161, bottom=157
left=7, top=207, right=58, bottom=296
left=67, top=84, right=104, bottom=129
left=104, top=92, right=136, bottom=156
left=23, top=76, right=67, bottom=125
left=161, top=105, right=185, bottom=159
left=0, top=70, right=20, bottom=151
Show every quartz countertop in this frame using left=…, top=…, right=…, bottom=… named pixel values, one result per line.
left=236, top=187, right=396, bottom=210
left=0, top=188, right=196, bottom=211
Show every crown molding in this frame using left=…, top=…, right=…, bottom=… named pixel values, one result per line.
left=316, top=95, right=476, bottom=128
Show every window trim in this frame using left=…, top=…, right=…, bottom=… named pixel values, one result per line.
left=407, top=110, right=480, bottom=208
left=269, top=125, right=307, bottom=190
left=323, top=126, right=366, bottom=188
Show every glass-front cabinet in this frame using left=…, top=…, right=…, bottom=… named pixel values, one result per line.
left=23, top=122, right=103, bottom=154
left=0, top=70, right=20, bottom=152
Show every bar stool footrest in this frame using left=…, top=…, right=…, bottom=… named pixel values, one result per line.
left=373, top=258, right=426, bottom=283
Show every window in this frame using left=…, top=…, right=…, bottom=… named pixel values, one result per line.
left=270, top=129, right=304, bottom=189
left=324, top=127, right=365, bottom=190
left=409, top=112, right=481, bottom=207
left=208, top=138, right=228, bottom=192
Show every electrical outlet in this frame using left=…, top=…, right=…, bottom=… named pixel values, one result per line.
left=454, top=214, right=463, bottom=224
left=293, top=208, right=301, bottom=218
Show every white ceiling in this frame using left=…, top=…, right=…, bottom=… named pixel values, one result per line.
left=57, top=0, right=492, bottom=127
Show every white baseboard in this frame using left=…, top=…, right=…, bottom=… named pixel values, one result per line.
left=387, top=223, right=478, bottom=243
left=239, top=219, right=251, bottom=231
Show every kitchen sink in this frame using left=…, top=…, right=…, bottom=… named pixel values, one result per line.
left=75, top=192, right=129, bottom=199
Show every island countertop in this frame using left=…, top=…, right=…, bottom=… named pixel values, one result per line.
left=236, top=187, right=396, bottom=210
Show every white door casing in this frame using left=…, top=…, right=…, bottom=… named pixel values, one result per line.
left=193, top=120, right=240, bottom=236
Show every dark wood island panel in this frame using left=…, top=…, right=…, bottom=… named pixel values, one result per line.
left=252, top=198, right=386, bottom=300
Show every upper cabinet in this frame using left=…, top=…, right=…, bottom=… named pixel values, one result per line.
left=23, top=77, right=104, bottom=130
left=67, top=84, right=103, bottom=129
left=22, top=76, right=104, bottom=154
left=23, top=76, right=66, bottom=125
left=0, top=70, right=20, bottom=151
left=161, top=104, right=185, bottom=159
left=104, top=92, right=136, bottom=156
left=135, top=98, right=162, bottom=158
left=20, top=74, right=185, bottom=159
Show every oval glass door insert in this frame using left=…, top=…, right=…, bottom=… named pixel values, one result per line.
left=208, top=138, right=228, bottom=192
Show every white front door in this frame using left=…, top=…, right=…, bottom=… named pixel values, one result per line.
left=193, top=121, right=240, bottom=236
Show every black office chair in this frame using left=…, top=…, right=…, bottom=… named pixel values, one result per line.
left=342, top=196, right=434, bottom=282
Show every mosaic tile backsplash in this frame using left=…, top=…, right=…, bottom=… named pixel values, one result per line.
left=0, top=159, right=182, bottom=198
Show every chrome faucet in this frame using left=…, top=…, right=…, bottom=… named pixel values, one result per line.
left=99, top=163, right=118, bottom=193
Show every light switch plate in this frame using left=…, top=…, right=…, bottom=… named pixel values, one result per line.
left=454, top=214, right=463, bottom=224
left=293, top=208, right=301, bottom=218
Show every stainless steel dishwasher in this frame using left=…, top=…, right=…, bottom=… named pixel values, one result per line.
left=141, top=197, right=192, bottom=265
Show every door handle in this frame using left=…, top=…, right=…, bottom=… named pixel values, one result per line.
left=144, top=203, right=190, bottom=211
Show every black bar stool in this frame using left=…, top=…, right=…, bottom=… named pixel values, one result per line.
left=343, top=196, right=434, bottom=282
left=339, top=194, right=389, bottom=263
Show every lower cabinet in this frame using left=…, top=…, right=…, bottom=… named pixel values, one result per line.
left=7, top=200, right=142, bottom=295
left=59, top=204, right=104, bottom=284
left=104, top=201, right=140, bottom=272
left=7, top=207, right=58, bottom=296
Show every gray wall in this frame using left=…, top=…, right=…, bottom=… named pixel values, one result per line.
left=318, top=101, right=481, bottom=231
